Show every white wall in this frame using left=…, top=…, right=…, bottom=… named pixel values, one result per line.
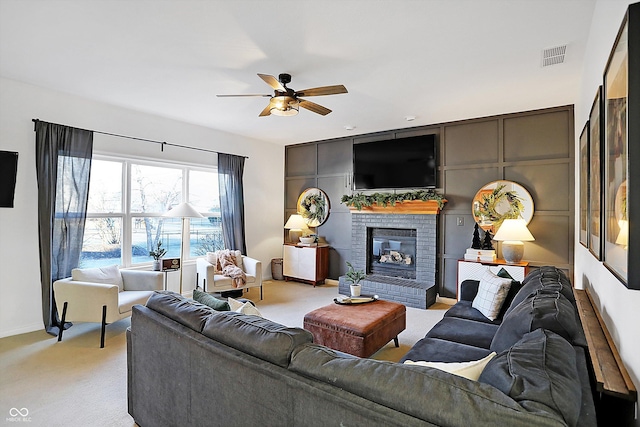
left=0, top=77, right=284, bottom=338
left=574, top=0, right=640, bottom=420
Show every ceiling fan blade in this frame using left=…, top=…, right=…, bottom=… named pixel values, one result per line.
left=258, top=73, right=286, bottom=91
left=295, top=85, right=347, bottom=97
left=216, top=94, right=271, bottom=97
left=258, top=103, right=272, bottom=117
left=299, top=99, right=332, bottom=116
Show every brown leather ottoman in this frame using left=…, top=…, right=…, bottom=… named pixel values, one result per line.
left=303, top=300, right=406, bottom=358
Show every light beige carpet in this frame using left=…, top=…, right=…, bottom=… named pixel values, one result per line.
left=0, top=280, right=450, bottom=427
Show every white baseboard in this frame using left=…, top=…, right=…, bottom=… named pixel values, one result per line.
left=0, top=322, right=44, bottom=339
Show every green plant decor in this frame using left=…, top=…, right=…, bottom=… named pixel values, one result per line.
left=473, top=184, right=524, bottom=230
left=149, top=241, right=167, bottom=260
left=344, top=262, right=366, bottom=285
left=300, top=192, right=327, bottom=226
left=341, top=189, right=446, bottom=211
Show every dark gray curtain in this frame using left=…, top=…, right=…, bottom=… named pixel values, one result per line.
left=218, top=153, right=247, bottom=254
left=35, top=121, right=93, bottom=336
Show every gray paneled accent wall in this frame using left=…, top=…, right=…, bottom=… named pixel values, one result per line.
left=284, top=105, right=574, bottom=297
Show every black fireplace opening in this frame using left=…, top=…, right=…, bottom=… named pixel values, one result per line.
left=367, top=227, right=417, bottom=279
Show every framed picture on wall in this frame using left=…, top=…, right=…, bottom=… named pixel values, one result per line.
left=579, top=122, right=589, bottom=248
left=588, top=87, right=603, bottom=260
left=602, top=3, right=638, bottom=288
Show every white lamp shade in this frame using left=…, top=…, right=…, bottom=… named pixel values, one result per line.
left=493, top=219, right=535, bottom=242
left=163, top=202, right=204, bottom=218
left=284, top=214, right=308, bottom=230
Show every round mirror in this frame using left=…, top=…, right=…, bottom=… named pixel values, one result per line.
left=472, top=180, right=534, bottom=233
left=297, top=188, right=330, bottom=227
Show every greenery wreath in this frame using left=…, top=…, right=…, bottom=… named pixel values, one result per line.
left=473, top=184, right=524, bottom=230
left=300, top=192, right=327, bottom=226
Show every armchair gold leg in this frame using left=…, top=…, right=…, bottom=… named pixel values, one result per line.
left=57, top=302, right=68, bottom=342
left=100, top=305, right=107, bottom=349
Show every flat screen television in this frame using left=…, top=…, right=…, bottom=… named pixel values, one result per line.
left=0, top=150, right=18, bottom=208
left=353, top=134, right=436, bottom=190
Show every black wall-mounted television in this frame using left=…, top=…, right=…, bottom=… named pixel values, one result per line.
left=0, top=150, right=18, bottom=208
left=353, top=134, right=436, bottom=190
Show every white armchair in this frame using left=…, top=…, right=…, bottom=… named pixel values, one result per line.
left=196, top=251, right=263, bottom=299
left=53, top=265, right=163, bottom=347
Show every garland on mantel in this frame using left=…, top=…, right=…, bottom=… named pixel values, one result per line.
left=341, top=189, right=446, bottom=211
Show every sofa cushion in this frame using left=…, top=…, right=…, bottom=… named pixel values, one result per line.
left=146, top=291, right=215, bottom=332
left=426, top=317, right=499, bottom=349
left=404, top=352, right=497, bottom=381
left=400, top=337, right=494, bottom=363
left=118, top=290, right=155, bottom=314
left=491, top=290, right=586, bottom=353
left=472, top=270, right=512, bottom=321
left=201, top=310, right=312, bottom=368
left=479, top=329, right=582, bottom=427
left=72, top=264, right=123, bottom=292
left=505, top=266, right=576, bottom=317
left=192, top=288, right=230, bottom=311
left=444, top=301, right=501, bottom=324
left=291, top=343, right=544, bottom=426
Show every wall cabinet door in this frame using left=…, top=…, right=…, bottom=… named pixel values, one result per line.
left=283, top=245, right=329, bottom=285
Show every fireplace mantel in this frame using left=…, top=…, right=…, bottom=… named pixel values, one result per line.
left=347, top=200, right=446, bottom=215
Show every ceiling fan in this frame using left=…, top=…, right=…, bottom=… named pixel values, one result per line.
left=217, top=73, right=347, bottom=117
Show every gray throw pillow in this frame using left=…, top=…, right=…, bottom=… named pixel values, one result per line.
left=193, top=288, right=230, bottom=311
left=479, top=329, right=581, bottom=427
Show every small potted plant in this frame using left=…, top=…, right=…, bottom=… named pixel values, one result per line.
left=149, top=241, right=167, bottom=271
left=345, top=261, right=366, bottom=296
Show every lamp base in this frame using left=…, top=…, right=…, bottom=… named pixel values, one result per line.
left=501, top=241, right=524, bottom=264
left=288, top=229, right=302, bottom=243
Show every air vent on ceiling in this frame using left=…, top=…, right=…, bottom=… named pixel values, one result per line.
left=541, top=45, right=567, bottom=67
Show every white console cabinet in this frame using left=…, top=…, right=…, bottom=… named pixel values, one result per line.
left=283, top=244, right=329, bottom=286
left=457, top=259, right=529, bottom=300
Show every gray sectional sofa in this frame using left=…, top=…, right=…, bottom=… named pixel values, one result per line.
left=127, top=266, right=595, bottom=426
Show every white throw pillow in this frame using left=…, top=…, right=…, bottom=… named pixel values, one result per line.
left=471, top=270, right=513, bottom=321
left=206, top=252, right=218, bottom=272
left=404, top=352, right=497, bottom=381
left=71, top=264, right=123, bottom=292
left=228, top=297, right=262, bottom=317
left=233, top=250, right=244, bottom=270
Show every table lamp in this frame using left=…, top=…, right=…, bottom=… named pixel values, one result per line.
left=493, top=219, right=535, bottom=263
left=284, top=214, right=309, bottom=243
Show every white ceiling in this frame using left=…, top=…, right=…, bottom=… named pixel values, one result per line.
left=0, top=0, right=596, bottom=146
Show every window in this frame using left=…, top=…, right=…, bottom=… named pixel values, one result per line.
left=79, top=157, right=221, bottom=268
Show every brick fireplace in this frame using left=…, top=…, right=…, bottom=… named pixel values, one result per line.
left=339, top=213, right=438, bottom=309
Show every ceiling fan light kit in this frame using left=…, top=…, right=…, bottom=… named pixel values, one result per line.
left=218, top=73, right=347, bottom=117
left=270, top=95, right=299, bottom=116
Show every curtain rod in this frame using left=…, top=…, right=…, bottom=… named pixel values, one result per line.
left=31, top=119, right=249, bottom=159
